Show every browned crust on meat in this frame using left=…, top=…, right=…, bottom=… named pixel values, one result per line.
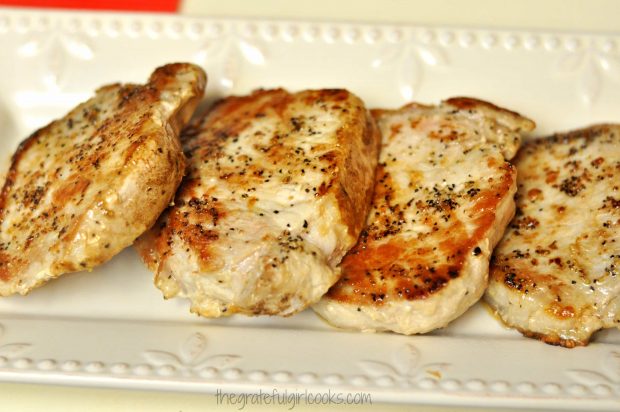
left=332, top=96, right=382, bottom=240
left=136, top=88, right=378, bottom=316
left=487, top=123, right=620, bottom=347
left=370, top=103, right=433, bottom=119
left=515, top=124, right=619, bottom=169
left=328, top=162, right=516, bottom=305
left=142, top=88, right=379, bottom=275
left=444, top=97, right=536, bottom=137
left=0, top=63, right=206, bottom=293
left=208, top=88, right=380, bottom=241
left=517, top=327, right=589, bottom=348
left=488, top=293, right=591, bottom=348
left=371, top=97, right=535, bottom=134
left=490, top=262, right=586, bottom=325
left=141, top=90, right=295, bottom=275
left=186, top=88, right=294, bottom=144
left=324, top=95, right=536, bottom=312
left=445, top=97, right=525, bottom=120
left=0, top=125, right=54, bottom=219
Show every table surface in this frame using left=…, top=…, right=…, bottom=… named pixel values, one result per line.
left=1, top=0, right=619, bottom=411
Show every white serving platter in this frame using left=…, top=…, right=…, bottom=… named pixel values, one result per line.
left=0, top=7, right=619, bottom=410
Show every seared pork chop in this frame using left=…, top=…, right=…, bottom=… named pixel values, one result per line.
left=136, top=88, right=380, bottom=317
left=485, top=124, right=620, bottom=347
left=314, top=98, right=535, bottom=334
left=0, top=63, right=206, bottom=295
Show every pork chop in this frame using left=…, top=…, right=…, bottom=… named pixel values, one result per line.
left=485, top=124, right=620, bottom=347
left=313, top=97, right=535, bottom=334
left=0, top=63, right=206, bottom=295
left=135, top=88, right=380, bottom=317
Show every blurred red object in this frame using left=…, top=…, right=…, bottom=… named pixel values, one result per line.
left=0, top=0, right=179, bottom=12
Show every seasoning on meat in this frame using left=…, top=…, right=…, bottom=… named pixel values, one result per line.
left=314, top=97, right=535, bottom=334
left=0, top=63, right=206, bottom=296
left=485, top=124, right=620, bottom=347
left=135, top=88, right=381, bottom=317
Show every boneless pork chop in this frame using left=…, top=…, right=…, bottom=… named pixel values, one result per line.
left=0, top=63, right=206, bottom=296
left=136, top=88, right=380, bottom=317
left=314, top=98, right=535, bottom=334
left=485, top=125, right=620, bottom=347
